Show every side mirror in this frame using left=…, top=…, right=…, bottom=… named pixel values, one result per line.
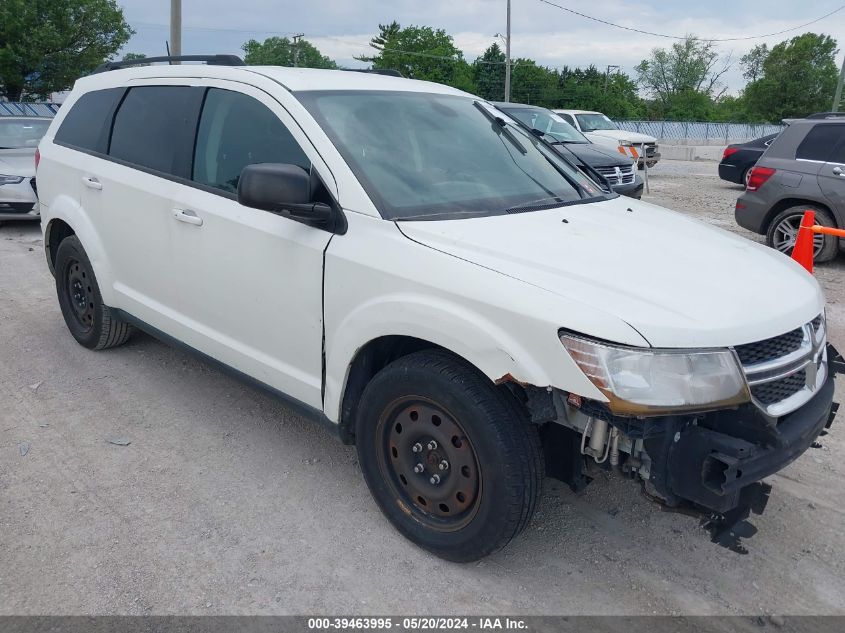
left=237, top=163, right=333, bottom=225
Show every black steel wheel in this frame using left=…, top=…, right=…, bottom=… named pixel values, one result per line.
left=54, top=236, right=133, bottom=350
left=356, top=350, right=543, bottom=562
left=378, top=397, right=481, bottom=532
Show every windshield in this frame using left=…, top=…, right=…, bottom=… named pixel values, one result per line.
left=0, top=118, right=51, bottom=149
left=297, top=91, right=607, bottom=220
left=502, top=108, right=590, bottom=144
left=575, top=113, right=618, bottom=132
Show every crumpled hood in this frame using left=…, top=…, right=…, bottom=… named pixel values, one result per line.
left=0, top=149, right=36, bottom=177
left=398, top=197, right=824, bottom=348
left=587, top=129, right=656, bottom=145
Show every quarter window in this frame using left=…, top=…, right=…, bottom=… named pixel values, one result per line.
left=796, top=124, right=845, bottom=162
left=54, top=88, right=124, bottom=153
left=109, top=86, right=199, bottom=176
left=193, top=88, right=310, bottom=194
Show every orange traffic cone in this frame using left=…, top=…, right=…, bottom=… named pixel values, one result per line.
left=791, top=210, right=816, bottom=274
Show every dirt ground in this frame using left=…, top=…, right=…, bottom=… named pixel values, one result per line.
left=1, top=161, right=844, bottom=616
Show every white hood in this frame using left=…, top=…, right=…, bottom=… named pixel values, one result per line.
left=587, top=129, right=656, bottom=144
left=398, top=197, right=823, bottom=349
left=0, top=149, right=36, bottom=177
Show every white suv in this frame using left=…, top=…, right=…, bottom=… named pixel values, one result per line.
left=554, top=109, right=660, bottom=168
left=36, top=57, right=838, bottom=561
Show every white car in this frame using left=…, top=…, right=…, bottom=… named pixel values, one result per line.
left=36, top=57, right=838, bottom=561
left=0, top=116, right=51, bottom=224
left=554, top=109, right=660, bottom=168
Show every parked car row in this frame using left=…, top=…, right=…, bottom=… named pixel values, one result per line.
left=33, top=57, right=838, bottom=561
left=0, top=116, right=52, bottom=224
left=724, top=113, right=845, bottom=263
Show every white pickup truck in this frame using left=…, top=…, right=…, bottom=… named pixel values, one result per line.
left=36, top=57, right=838, bottom=561
left=554, top=109, right=660, bottom=168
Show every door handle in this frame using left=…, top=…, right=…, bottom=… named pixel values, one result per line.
left=81, top=176, right=102, bottom=190
left=833, top=166, right=843, bottom=176
left=172, top=208, right=203, bottom=226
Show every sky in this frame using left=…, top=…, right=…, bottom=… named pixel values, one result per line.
left=118, top=0, right=845, bottom=95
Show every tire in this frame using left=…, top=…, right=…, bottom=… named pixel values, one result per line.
left=55, top=235, right=133, bottom=350
left=766, top=205, right=839, bottom=263
left=742, top=167, right=752, bottom=188
left=355, top=350, right=544, bottom=562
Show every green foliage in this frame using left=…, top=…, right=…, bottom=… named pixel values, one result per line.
left=556, top=66, right=645, bottom=118
left=741, top=44, right=768, bottom=82
left=744, top=33, right=839, bottom=121
left=122, top=52, right=146, bottom=62
left=635, top=36, right=730, bottom=119
left=357, top=21, right=476, bottom=93
left=472, top=43, right=506, bottom=101
left=242, top=36, right=337, bottom=69
left=0, top=0, right=133, bottom=101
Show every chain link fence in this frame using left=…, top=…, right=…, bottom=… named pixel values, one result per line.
left=0, top=102, right=61, bottom=117
left=616, top=120, right=784, bottom=144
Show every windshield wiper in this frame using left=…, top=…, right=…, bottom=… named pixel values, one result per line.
left=473, top=102, right=526, bottom=155
left=529, top=130, right=613, bottom=194
left=505, top=196, right=571, bottom=214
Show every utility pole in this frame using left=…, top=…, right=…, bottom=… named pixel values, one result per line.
left=504, top=0, right=512, bottom=102
left=292, top=33, right=305, bottom=68
left=604, top=65, right=619, bottom=90
left=834, top=55, right=845, bottom=112
left=170, top=0, right=182, bottom=62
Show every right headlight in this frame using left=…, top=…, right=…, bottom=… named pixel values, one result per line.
left=560, top=332, right=750, bottom=416
left=0, top=174, right=25, bottom=186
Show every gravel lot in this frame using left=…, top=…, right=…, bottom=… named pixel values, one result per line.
left=1, top=160, right=844, bottom=616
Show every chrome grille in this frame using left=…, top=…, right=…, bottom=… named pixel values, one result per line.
left=595, top=164, right=636, bottom=186
left=736, top=314, right=827, bottom=417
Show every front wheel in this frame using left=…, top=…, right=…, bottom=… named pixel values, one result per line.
left=766, top=205, right=839, bottom=263
left=355, top=350, right=543, bottom=562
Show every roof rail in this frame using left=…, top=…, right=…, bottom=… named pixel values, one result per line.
left=805, top=112, right=845, bottom=119
left=345, top=68, right=405, bottom=78
left=92, top=55, right=245, bottom=74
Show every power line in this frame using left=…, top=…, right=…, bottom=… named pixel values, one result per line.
left=536, top=0, right=845, bottom=42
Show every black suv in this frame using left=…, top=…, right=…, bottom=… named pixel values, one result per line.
left=735, top=113, right=845, bottom=262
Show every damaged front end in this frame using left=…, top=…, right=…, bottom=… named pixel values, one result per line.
left=527, top=342, right=843, bottom=535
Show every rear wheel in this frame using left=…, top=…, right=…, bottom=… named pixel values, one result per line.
left=742, top=167, right=752, bottom=188
left=55, top=236, right=133, bottom=349
left=766, top=205, right=839, bottom=263
left=355, top=350, right=543, bottom=562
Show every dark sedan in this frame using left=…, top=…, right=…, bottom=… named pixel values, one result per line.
left=494, top=103, right=643, bottom=199
left=718, top=133, right=779, bottom=187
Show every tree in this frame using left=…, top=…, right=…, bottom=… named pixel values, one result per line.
left=472, top=43, right=506, bottom=101
left=357, top=22, right=476, bottom=93
left=744, top=33, right=839, bottom=121
left=635, top=36, right=731, bottom=118
left=242, top=37, right=337, bottom=69
left=741, top=44, right=768, bottom=82
left=556, top=66, right=645, bottom=118
left=0, top=0, right=132, bottom=101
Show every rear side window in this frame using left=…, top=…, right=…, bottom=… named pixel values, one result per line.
left=109, top=86, right=199, bottom=176
left=192, top=88, right=310, bottom=194
left=54, top=88, right=124, bottom=152
left=558, top=112, right=576, bottom=126
left=796, top=124, right=845, bottom=162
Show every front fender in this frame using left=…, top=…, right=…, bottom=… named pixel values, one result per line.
left=323, top=292, right=609, bottom=424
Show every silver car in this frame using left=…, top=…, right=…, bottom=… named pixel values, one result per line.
left=0, top=116, right=52, bottom=225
